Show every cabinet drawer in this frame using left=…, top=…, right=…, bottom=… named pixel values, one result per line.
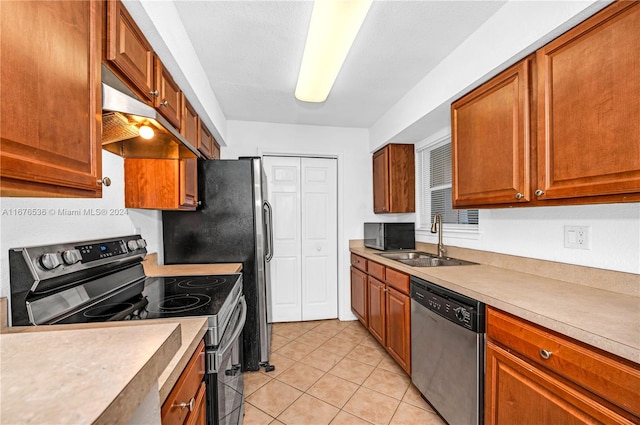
left=162, top=341, right=206, bottom=425
left=385, top=267, right=409, bottom=294
left=350, top=254, right=367, bottom=272
left=487, top=308, right=640, bottom=417
left=367, top=261, right=385, bottom=281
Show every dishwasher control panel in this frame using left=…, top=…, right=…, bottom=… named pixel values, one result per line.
left=410, top=277, right=484, bottom=332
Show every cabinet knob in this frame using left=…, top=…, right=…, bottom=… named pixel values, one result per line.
left=160, top=100, right=169, bottom=107
left=515, top=192, right=524, bottom=200
left=539, top=349, right=552, bottom=360
left=149, top=90, right=159, bottom=97
left=176, top=397, right=195, bottom=412
left=535, top=189, right=545, bottom=197
left=97, top=177, right=111, bottom=187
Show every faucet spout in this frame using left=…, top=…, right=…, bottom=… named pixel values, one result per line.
left=430, top=213, right=446, bottom=258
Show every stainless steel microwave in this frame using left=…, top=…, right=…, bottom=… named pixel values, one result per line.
left=364, top=222, right=415, bottom=251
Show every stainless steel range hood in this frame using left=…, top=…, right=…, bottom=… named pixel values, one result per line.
left=101, top=66, right=200, bottom=159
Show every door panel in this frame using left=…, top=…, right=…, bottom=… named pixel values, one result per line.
left=266, top=157, right=302, bottom=322
left=264, top=156, right=338, bottom=322
left=301, top=158, right=338, bottom=320
left=271, top=257, right=300, bottom=321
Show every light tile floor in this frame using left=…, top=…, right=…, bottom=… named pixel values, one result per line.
left=244, top=319, right=446, bottom=425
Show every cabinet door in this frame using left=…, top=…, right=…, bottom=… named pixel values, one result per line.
left=386, top=144, right=415, bottom=213
left=198, top=123, right=215, bottom=159
left=1, top=1, right=102, bottom=197
left=162, top=341, right=205, bottom=425
left=367, top=276, right=386, bottom=345
left=179, top=158, right=198, bottom=208
left=105, top=0, right=154, bottom=103
left=211, top=140, right=221, bottom=160
left=125, top=158, right=197, bottom=210
left=486, top=341, right=634, bottom=425
left=155, top=57, right=182, bottom=130
left=535, top=1, right=640, bottom=202
left=386, top=286, right=411, bottom=375
left=452, top=58, right=532, bottom=207
left=372, top=144, right=415, bottom=213
left=373, top=148, right=390, bottom=213
left=350, top=266, right=368, bottom=326
left=181, top=96, right=199, bottom=148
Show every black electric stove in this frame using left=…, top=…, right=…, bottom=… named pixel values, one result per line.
left=8, top=235, right=242, bottom=347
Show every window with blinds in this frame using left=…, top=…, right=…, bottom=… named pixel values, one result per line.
left=418, top=138, right=478, bottom=232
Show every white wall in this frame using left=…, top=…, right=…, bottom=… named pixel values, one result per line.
left=225, top=120, right=378, bottom=320
left=0, top=151, right=163, bottom=298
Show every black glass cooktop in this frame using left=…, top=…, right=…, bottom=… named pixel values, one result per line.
left=141, top=274, right=240, bottom=319
left=55, top=273, right=241, bottom=324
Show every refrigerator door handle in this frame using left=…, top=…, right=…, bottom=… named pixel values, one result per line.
left=264, top=201, right=274, bottom=262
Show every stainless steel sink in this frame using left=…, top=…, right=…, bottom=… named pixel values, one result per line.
left=377, top=251, right=477, bottom=267
left=377, top=251, right=431, bottom=260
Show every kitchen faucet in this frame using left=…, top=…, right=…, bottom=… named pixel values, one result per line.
left=431, top=213, right=446, bottom=258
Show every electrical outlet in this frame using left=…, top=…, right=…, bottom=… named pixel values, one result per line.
left=564, top=225, right=590, bottom=250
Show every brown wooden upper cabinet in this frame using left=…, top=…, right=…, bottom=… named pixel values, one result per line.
left=452, top=0, right=640, bottom=208
left=198, top=123, right=220, bottom=160
left=452, top=58, right=532, bottom=207
left=535, top=0, right=640, bottom=203
left=181, top=95, right=199, bottom=149
left=373, top=144, right=415, bottom=213
left=105, top=0, right=154, bottom=103
left=0, top=1, right=103, bottom=197
left=154, top=57, right=182, bottom=130
left=105, top=0, right=182, bottom=131
left=124, top=158, right=197, bottom=210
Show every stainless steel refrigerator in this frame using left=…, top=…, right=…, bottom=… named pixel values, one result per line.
left=162, top=157, right=274, bottom=372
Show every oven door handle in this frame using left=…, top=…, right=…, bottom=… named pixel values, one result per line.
left=216, top=295, right=247, bottom=364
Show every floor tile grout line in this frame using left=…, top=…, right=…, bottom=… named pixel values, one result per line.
left=260, top=320, right=440, bottom=425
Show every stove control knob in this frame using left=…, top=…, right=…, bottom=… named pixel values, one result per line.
left=62, top=249, right=82, bottom=265
left=40, top=253, right=61, bottom=270
left=127, top=240, right=139, bottom=251
left=454, top=307, right=466, bottom=322
left=136, top=239, right=147, bottom=249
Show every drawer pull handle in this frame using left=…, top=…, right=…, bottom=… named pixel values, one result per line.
left=176, top=397, right=195, bottom=411
left=539, top=349, right=552, bottom=360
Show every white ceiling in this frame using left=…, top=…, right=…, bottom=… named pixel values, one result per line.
left=173, top=1, right=507, bottom=129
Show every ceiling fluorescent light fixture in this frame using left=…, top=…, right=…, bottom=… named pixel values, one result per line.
left=295, top=0, right=372, bottom=103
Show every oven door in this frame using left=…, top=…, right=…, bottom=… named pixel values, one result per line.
left=206, top=295, right=247, bottom=425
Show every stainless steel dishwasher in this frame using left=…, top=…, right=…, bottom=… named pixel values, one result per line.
left=411, top=276, right=485, bottom=425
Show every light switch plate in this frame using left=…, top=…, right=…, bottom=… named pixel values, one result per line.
left=564, top=225, right=590, bottom=250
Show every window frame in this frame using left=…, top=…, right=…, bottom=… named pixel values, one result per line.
left=416, top=133, right=481, bottom=240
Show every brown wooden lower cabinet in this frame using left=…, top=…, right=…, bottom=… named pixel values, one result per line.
left=185, top=382, right=206, bottom=425
left=350, top=266, right=368, bottom=326
left=385, top=286, right=411, bottom=372
left=367, top=275, right=386, bottom=345
left=486, top=341, right=634, bottom=425
left=350, top=254, right=411, bottom=375
left=162, top=341, right=206, bottom=425
left=486, top=307, right=640, bottom=424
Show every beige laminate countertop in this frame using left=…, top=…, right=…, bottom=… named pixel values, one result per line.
left=142, top=253, right=242, bottom=276
left=350, top=246, right=640, bottom=364
left=0, top=322, right=182, bottom=425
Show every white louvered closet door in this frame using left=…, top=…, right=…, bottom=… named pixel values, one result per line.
left=263, top=156, right=338, bottom=322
